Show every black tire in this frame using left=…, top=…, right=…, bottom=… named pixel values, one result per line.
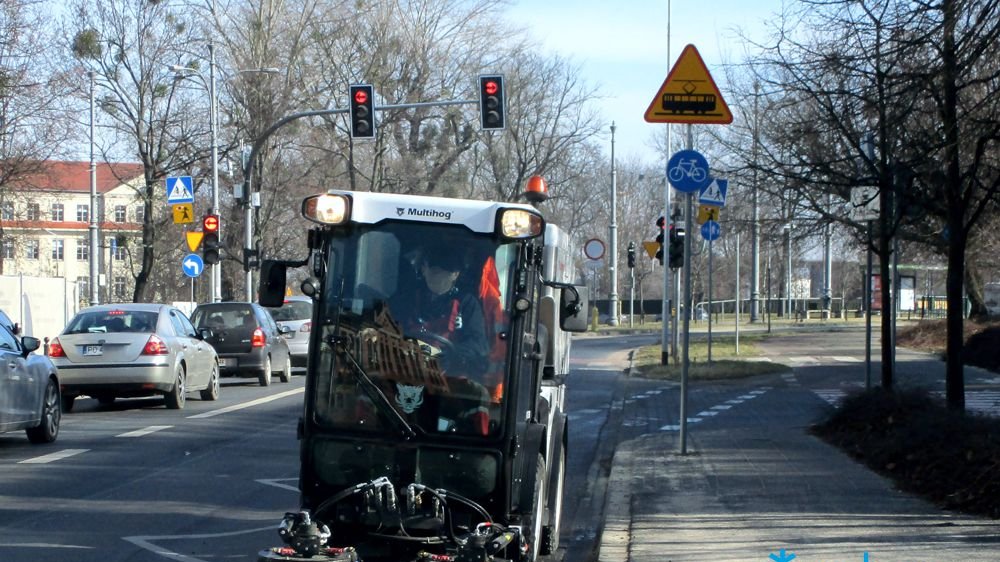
left=200, top=364, right=220, bottom=401
left=165, top=366, right=187, bottom=409
left=540, top=446, right=566, bottom=555
left=61, top=394, right=75, bottom=413
left=26, top=378, right=60, bottom=444
left=521, top=454, right=546, bottom=562
left=258, top=356, right=272, bottom=387
left=278, top=354, right=291, bottom=383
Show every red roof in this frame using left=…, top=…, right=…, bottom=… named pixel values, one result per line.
left=12, top=161, right=145, bottom=194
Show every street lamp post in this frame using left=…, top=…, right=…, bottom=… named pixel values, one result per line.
left=88, top=71, right=100, bottom=306
left=609, top=122, right=619, bottom=326
left=171, top=62, right=280, bottom=303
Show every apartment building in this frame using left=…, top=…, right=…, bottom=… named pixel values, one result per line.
left=0, top=161, right=146, bottom=305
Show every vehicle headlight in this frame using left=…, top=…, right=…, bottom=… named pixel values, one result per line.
left=302, top=194, right=350, bottom=225
left=498, top=208, right=544, bottom=239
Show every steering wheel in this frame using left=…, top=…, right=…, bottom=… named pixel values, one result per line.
left=413, top=331, right=456, bottom=355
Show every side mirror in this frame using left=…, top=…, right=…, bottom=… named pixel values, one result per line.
left=198, top=328, right=214, bottom=341
left=21, top=336, right=40, bottom=356
left=559, top=285, right=589, bottom=333
left=259, top=260, right=288, bottom=307
left=279, top=325, right=292, bottom=334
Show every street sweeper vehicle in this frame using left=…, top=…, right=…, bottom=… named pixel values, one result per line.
left=256, top=180, right=588, bottom=562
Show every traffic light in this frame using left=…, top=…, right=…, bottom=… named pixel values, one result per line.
left=627, top=241, right=636, bottom=268
left=669, top=225, right=685, bottom=269
left=349, top=84, right=375, bottom=139
left=203, top=214, right=220, bottom=265
left=654, top=216, right=665, bottom=265
left=478, top=75, right=506, bottom=130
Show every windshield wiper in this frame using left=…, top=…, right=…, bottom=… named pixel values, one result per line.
left=329, top=334, right=418, bottom=440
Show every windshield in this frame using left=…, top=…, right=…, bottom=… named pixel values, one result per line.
left=64, top=309, right=159, bottom=334
left=311, top=222, right=519, bottom=439
left=267, top=300, right=312, bottom=322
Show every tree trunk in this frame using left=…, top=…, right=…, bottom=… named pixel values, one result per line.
left=132, top=182, right=156, bottom=302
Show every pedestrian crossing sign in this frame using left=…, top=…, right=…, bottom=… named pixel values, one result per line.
left=699, top=178, right=728, bottom=207
left=166, top=176, right=194, bottom=204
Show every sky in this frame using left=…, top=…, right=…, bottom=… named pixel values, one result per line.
left=507, top=0, right=785, bottom=165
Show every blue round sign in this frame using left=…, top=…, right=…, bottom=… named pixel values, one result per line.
left=181, top=253, right=205, bottom=278
left=667, top=149, right=711, bottom=193
left=701, top=220, right=721, bottom=241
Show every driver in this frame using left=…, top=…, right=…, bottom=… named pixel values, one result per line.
left=391, top=249, right=492, bottom=434
left=400, top=251, right=489, bottom=376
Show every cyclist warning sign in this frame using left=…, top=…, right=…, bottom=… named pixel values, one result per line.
left=644, top=44, right=732, bottom=125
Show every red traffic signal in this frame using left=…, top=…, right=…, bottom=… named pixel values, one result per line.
left=349, top=84, right=376, bottom=139
left=478, top=75, right=506, bottom=130
left=203, top=214, right=220, bottom=233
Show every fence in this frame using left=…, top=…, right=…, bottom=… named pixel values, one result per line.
left=0, top=275, right=81, bottom=343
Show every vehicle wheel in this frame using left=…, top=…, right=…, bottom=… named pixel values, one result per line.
left=258, top=356, right=272, bottom=387
left=200, top=364, right=220, bottom=401
left=278, top=354, right=291, bottom=383
left=97, top=395, right=115, bottom=406
left=61, top=394, right=75, bottom=413
left=165, top=366, right=187, bottom=409
left=521, top=454, right=546, bottom=562
left=540, top=446, right=566, bottom=555
left=26, top=378, right=60, bottom=444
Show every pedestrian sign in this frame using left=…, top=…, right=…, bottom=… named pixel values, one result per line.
left=644, top=44, right=733, bottom=125
left=697, top=204, right=720, bottom=225
left=172, top=203, right=194, bottom=224
left=166, top=176, right=194, bottom=204
left=699, top=178, right=728, bottom=207
left=701, top=220, right=721, bottom=241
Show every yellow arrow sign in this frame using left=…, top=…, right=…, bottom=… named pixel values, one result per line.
left=644, top=44, right=733, bottom=125
left=172, top=203, right=194, bottom=224
left=642, top=241, right=659, bottom=259
left=186, top=231, right=204, bottom=252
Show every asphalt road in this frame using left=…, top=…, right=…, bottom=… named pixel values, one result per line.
left=0, top=333, right=649, bottom=562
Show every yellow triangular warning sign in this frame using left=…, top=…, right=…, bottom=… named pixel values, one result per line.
left=644, top=44, right=733, bottom=125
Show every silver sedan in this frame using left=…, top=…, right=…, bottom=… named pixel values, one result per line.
left=0, top=320, right=60, bottom=443
left=50, top=304, right=220, bottom=411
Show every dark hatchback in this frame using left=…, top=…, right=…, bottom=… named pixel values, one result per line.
left=190, top=302, right=292, bottom=386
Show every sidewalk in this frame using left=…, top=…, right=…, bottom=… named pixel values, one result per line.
left=596, top=360, right=999, bottom=561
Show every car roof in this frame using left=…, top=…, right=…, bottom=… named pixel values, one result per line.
left=78, top=303, right=169, bottom=313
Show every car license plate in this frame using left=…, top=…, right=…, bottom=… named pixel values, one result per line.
left=83, top=345, right=103, bottom=356
left=219, top=358, right=232, bottom=367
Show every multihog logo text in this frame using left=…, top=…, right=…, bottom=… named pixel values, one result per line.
left=405, top=207, right=452, bottom=221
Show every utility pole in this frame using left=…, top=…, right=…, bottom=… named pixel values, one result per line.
left=609, top=122, right=619, bottom=326
left=88, top=71, right=100, bottom=306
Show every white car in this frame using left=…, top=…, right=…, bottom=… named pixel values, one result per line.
left=265, top=296, right=312, bottom=367
left=50, top=304, right=220, bottom=411
left=0, top=317, right=60, bottom=443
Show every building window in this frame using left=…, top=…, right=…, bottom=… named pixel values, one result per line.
left=114, top=205, right=127, bottom=223
left=77, top=205, right=89, bottom=222
left=52, top=239, right=65, bottom=260
left=77, top=239, right=89, bottom=261
left=114, top=276, right=126, bottom=299
left=114, top=244, right=127, bottom=260
left=26, top=203, right=39, bottom=221
left=51, top=203, right=64, bottom=222
left=135, top=205, right=145, bottom=224
left=26, top=239, right=39, bottom=260
left=1, top=202, right=13, bottom=220
left=2, top=239, right=13, bottom=259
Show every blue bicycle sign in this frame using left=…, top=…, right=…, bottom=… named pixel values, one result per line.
left=667, top=149, right=711, bottom=193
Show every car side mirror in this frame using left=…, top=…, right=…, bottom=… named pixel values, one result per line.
left=198, top=328, right=214, bottom=341
left=259, top=260, right=287, bottom=307
left=279, top=325, right=292, bottom=334
left=21, top=336, right=40, bottom=356
left=559, top=284, right=589, bottom=333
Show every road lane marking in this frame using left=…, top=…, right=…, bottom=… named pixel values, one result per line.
left=124, top=525, right=278, bottom=562
left=117, top=425, right=173, bottom=438
left=832, top=356, right=863, bottom=362
left=18, top=449, right=89, bottom=464
left=186, top=387, right=304, bottom=419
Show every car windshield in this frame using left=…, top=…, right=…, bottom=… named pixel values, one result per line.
left=267, top=300, right=312, bottom=322
left=64, top=310, right=159, bottom=334
left=311, top=222, right=519, bottom=439
left=191, top=304, right=255, bottom=330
